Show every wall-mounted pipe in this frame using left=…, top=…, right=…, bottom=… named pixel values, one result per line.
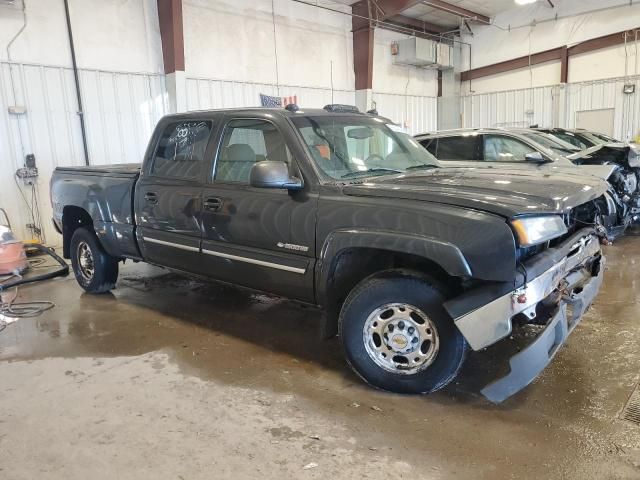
left=5, top=0, right=28, bottom=163
left=63, top=0, right=90, bottom=166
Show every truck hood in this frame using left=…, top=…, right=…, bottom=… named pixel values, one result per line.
left=437, top=159, right=617, bottom=181
left=342, top=168, right=607, bottom=218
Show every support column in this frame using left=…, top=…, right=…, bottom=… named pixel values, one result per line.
left=352, top=0, right=374, bottom=112
left=157, top=0, right=186, bottom=113
left=559, top=45, right=568, bottom=84
left=353, top=26, right=374, bottom=112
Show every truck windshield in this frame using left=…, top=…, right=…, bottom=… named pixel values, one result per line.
left=291, top=115, right=440, bottom=179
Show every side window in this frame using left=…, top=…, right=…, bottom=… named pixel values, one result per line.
left=556, top=133, right=587, bottom=149
left=419, top=138, right=438, bottom=157
left=483, top=135, right=536, bottom=162
left=215, top=119, right=290, bottom=183
left=435, top=136, right=479, bottom=160
left=151, top=121, right=212, bottom=179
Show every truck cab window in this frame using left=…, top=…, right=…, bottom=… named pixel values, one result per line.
left=151, top=121, right=212, bottom=179
left=484, top=135, right=535, bottom=162
left=215, top=119, right=291, bottom=183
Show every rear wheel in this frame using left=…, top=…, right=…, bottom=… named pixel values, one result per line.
left=339, top=272, right=467, bottom=394
left=70, top=227, right=119, bottom=293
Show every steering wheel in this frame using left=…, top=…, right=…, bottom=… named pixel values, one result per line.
left=365, top=154, right=386, bottom=168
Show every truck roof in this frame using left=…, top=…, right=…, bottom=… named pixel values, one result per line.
left=163, top=105, right=389, bottom=120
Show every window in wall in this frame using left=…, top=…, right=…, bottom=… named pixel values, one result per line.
left=151, top=121, right=212, bottom=179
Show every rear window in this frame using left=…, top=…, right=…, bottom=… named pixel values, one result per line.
left=151, top=121, right=212, bottom=179
left=432, top=136, right=480, bottom=160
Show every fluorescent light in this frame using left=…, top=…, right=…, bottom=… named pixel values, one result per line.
left=515, top=0, right=537, bottom=4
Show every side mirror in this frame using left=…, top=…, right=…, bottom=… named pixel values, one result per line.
left=525, top=151, right=547, bottom=163
left=249, top=161, right=303, bottom=190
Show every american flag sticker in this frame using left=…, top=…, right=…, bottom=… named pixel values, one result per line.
left=260, top=93, right=298, bottom=108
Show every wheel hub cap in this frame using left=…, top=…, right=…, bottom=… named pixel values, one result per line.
left=77, top=241, right=95, bottom=282
left=362, top=303, right=440, bottom=375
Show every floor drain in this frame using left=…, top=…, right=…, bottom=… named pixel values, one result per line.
left=621, top=384, right=640, bottom=425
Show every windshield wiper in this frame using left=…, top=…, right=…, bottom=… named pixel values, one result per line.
left=405, top=164, right=439, bottom=171
left=341, top=168, right=403, bottom=179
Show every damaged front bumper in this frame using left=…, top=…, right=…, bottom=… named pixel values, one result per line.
left=444, top=228, right=604, bottom=403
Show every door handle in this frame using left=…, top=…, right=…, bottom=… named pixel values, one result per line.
left=144, top=192, right=158, bottom=204
left=203, top=197, right=222, bottom=211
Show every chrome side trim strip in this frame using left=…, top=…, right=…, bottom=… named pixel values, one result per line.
left=143, top=236, right=200, bottom=252
left=202, top=248, right=306, bottom=274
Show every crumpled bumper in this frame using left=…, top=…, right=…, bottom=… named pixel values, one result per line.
left=444, top=228, right=604, bottom=403
left=481, top=255, right=604, bottom=403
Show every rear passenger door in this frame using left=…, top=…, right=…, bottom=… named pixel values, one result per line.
left=135, top=117, right=216, bottom=273
left=420, top=135, right=482, bottom=167
left=198, top=115, right=315, bottom=301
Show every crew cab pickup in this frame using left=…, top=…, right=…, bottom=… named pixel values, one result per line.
left=51, top=106, right=608, bottom=402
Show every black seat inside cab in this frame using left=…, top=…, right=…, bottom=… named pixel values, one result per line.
left=217, top=143, right=256, bottom=182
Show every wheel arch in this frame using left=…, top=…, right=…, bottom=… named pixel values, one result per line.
left=316, top=230, right=472, bottom=338
left=62, top=206, right=94, bottom=258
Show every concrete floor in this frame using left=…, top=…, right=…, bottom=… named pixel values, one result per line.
left=1, top=236, right=640, bottom=479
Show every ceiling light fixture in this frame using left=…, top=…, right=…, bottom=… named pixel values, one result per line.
left=515, top=0, right=538, bottom=4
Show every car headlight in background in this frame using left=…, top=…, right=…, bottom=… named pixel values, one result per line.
left=511, top=215, right=568, bottom=247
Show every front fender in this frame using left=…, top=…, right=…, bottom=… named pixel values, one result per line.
left=315, top=229, right=472, bottom=305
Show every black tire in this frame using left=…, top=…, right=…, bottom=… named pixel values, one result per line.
left=339, top=271, right=467, bottom=394
left=70, top=227, right=119, bottom=293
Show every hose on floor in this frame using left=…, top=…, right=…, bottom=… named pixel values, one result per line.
left=0, top=244, right=68, bottom=331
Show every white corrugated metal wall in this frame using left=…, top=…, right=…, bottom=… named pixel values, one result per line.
left=564, top=75, right=640, bottom=141
left=185, top=78, right=439, bottom=136
left=461, top=75, right=640, bottom=141
left=461, top=85, right=558, bottom=130
left=0, top=61, right=167, bottom=242
left=185, top=77, right=356, bottom=111
left=372, top=92, right=438, bottom=135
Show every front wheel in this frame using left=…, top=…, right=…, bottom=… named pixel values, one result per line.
left=339, top=272, right=467, bottom=394
left=70, top=227, right=119, bottom=293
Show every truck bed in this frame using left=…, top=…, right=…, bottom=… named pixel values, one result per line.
left=51, top=163, right=142, bottom=260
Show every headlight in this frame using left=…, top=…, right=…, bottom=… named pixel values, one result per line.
left=511, top=215, right=568, bottom=247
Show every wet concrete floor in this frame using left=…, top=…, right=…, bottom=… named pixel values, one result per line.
left=1, top=235, right=639, bottom=479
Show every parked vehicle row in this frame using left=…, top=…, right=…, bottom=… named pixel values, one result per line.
left=51, top=105, right=608, bottom=403
left=416, top=127, right=640, bottom=240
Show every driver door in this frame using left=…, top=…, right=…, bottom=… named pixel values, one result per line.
left=197, top=116, right=315, bottom=301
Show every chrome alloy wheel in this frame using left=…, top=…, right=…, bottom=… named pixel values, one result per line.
left=77, top=241, right=95, bottom=282
left=362, top=303, right=440, bottom=375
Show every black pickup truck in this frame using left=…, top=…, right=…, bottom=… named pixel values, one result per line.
left=51, top=106, right=607, bottom=402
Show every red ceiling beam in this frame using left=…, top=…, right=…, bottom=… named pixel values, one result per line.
left=567, top=30, right=632, bottom=56
left=460, top=47, right=564, bottom=82
left=352, top=0, right=423, bottom=31
left=385, top=14, right=451, bottom=35
left=422, top=0, right=490, bottom=24
left=157, top=0, right=185, bottom=74
left=460, top=28, right=640, bottom=83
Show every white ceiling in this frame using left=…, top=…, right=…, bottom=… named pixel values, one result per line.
left=404, top=0, right=520, bottom=27
left=327, top=0, right=537, bottom=28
